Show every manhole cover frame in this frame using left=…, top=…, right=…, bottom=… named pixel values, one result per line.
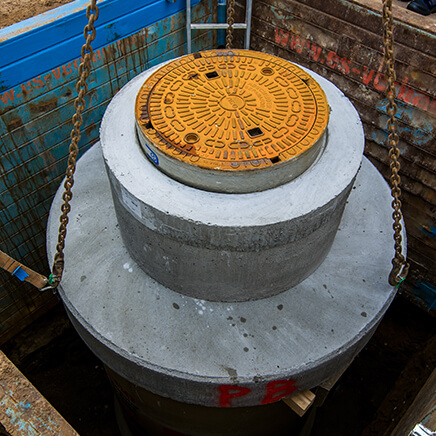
left=135, top=50, right=330, bottom=193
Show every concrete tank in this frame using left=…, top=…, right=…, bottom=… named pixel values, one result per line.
left=100, top=50, right=363, bottom=302
left=47, top=50, right=398, bottom=435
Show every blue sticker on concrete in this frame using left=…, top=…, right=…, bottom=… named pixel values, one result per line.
left=144, top=144, right=159, bottom=166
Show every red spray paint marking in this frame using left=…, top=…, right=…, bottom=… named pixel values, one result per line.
left=0, top=48, right=103, bottom=107
left=219, top=379, right=297, bottom=407
left=219, top=385, right=252, bottom=407
left=261, top=379, right=297, bottom=405
left=274, top=28, right=436, bottom=117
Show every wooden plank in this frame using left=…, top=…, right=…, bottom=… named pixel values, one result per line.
left=403, top=228, right=436, bottom=270
left=364, top=141, right=436, bottom=207
left=391, top=368, right=436, bottom=435
left=251, top=34, right=436, bottom=165
left=283, top=389, right=316, bottom=417
left=249, top=0, right=436, bottom=309
left=0, top=350, right=78, bottom=436
left=364, top=157, right=436, bottom=286
left=229, top=3, right=436, bottom=310
left=251, top=42, right=436, bottom=142
left=249, top=14, right=436, bottom=171
left=365, top=0, right=436, bottom=34
left=250, top=11, right=436, bottom=109
left=362, top=135, right=436, bottom=196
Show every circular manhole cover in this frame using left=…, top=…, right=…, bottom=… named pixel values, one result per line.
left=135, top=50, right=329, bottom=192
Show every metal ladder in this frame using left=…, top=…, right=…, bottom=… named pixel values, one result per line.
left=186, top=0, right=252, bottom=54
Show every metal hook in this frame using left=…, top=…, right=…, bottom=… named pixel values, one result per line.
left=39, top=275, right=59, bottom=293
left=388, top=262, right=410, bottom=288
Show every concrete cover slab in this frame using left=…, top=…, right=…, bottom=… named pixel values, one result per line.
left=47, top=143, right=397, bottom=407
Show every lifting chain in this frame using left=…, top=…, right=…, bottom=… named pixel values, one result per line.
left=381, top=0, right=409, bottom=287
left=51, top=0, right=100, bottom=289
left=226, top=0, right=235, bottom=48
left=0, top=0, right=99, bottom=291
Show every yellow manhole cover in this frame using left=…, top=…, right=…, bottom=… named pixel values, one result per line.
left=135, top=50, right=329, bottom=193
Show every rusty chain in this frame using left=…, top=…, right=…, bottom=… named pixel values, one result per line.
left=226, top=0, right=235, bottom=48
left=382, top=0, right=409, bottom=287
left=51, top=0, right=99, bottom=289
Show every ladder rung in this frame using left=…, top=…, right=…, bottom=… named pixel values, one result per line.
left=186, top=0, right=252, bottom=53
left=191, top=23, right=247, bottom=30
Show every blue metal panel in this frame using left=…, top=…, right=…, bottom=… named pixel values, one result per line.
left=414, top=281, right=436, bottom=311
left=0, top=0, right=201, bottom=92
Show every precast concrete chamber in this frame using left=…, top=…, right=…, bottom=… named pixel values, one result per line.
left=47, top=50, right=398, bottom=435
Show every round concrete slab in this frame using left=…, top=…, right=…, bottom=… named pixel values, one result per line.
left=47, top=143, right=397, bottom=408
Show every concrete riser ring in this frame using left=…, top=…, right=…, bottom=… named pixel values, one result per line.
left=100, top=59, right=364, bottom=302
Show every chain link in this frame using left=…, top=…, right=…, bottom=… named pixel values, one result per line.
left=52, top=0, right=99, bottom=288
left=382, top=0, right=409, bottom=287
left=226, top=0, right=235, bottom=49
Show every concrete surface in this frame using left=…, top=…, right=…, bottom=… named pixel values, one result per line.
left=100, top=61, right=364, bottom=301
left=47, top=142, right=397, bottom=407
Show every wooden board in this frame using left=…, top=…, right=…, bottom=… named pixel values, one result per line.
left=0, top=350, right=78, bottom=435
left=392, top=368, right=436, bottom=435
left=283, top=390, right=316, bottom=417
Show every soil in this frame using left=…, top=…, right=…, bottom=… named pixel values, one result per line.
left=1, top=295, right=435, bottom=435
left=0, top=0, right=74, bottom=29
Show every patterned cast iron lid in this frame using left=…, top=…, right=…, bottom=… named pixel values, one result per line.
left=135, top=50, right=329, bottom=191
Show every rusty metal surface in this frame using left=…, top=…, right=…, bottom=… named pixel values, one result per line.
left=0, top=350, right=78, bottom=435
